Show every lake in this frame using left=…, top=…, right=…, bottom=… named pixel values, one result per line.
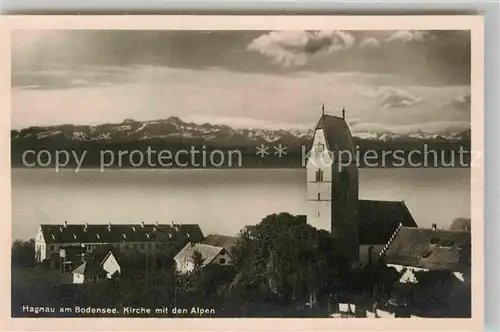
left=11, top=168, right=471, bottom=241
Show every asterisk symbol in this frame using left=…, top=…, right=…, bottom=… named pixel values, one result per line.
left=256, top=144, right=270, bottom=158
left=274, top=144, right=288, bottom=158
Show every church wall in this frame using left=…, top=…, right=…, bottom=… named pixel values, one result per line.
left=306, top=129, right=334, bottom=182
left=359, top=244, right=385, bottom=265
left=305, top=116, right=360, bottom=263
left=307, top=201, right=332, bottom=232
left=307, top=182, right=332, bottom=201
left=306, top=128, right=334, bottom=232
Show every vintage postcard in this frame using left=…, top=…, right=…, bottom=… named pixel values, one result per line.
left=1, top=15, right=484, bottom=331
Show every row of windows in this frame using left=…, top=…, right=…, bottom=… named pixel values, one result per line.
left=49, top=242, right=166, bottom=252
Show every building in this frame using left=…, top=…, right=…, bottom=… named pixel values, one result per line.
left=305, top=108, right=418, bottom=264
left=358, top=200, right=417, bottom=265
left=306, top=108, right=359, bottom=262
left=72, top=250, right=121, bottom=284
left=59, top=245, right=87, bottom=273
left=174, top=234, right=238, bottom=274
left=380, top=224, right=471, bottom=284
left=34, top=221, right=203, bottom=263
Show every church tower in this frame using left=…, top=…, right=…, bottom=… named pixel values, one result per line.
left=306, top=105, right=359, bottom=263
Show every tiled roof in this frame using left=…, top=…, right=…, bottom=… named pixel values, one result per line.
left=382, top=227, right=471, bottom=271
left=40, top=223, right=203, bottom=244
left=315, top=114, right=355, bottom=153
left=174, top=243, right=224, bottom=266
left=358, top=200, right=418, bottom=245
left=202, top=235, right=238, bottom=250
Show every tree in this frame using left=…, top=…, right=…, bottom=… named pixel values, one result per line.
left=230, top=213, right=349, bottom=309
left=450, top=218, right=471, bottom=231
left=11, top=239, right=36, bottom=268
left=192, top=250, right=204, bottom=272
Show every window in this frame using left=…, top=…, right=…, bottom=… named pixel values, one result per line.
left=314, top=142, right=324, bottom=157
left=219, top=258, right=226, bottom=264
left=148, top=243, right=152, bottom=249
left=155, top=243, right=160, bottom=249
left=50, top=245, right=54, bottom=251
left=315, top=169, right=323, bottom=182
left=317, top=212, right=320, bottom=217
left=133, top=243, right=137, bottom=249
left=141, top=243, right=145, bottom=249
left=317, top=193, right=321, bottom=201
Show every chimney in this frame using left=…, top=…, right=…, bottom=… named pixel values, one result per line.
left=84, top=223, right=89, bottom=231
left=342, top=107, right=345, bottom=120
left=64, top=221, right=68, bottom=228
left=108, top=223, right=112, bottom=231
left=432, top=223, right=437, bottom=230
left=156, top=221, right=159, bottom=226
left=321, top=103, right=325, bottom=116
left=141, top=221, right=145, bottom=228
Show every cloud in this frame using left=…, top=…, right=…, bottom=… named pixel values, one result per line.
left=363, top=86, right=423, bottom=108
left=70, top=79, right=90, bottom=86
left=438, top=93, right=471, bottom=122
left=247, top=30, right=354, bottom=66
left=449, top=93, right=471, bottom=111
left=11, top=65, right=468, bottom=134
left=386, top=30, right=430, bottom=43
left=359, top=37, right=381, bottom=48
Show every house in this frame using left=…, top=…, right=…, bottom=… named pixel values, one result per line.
left=305, top=107, right=418, bottom=264
left=358, top=200, right=417, bottom=265
left=59, top=245, right=87, bottom=273
left=380, top=224, right=471, bottom=284
left=72, top=250, right=121, bottom=284
left=34, top=221, right=203, bottom=263
left=174, top=234, right=238, bottom=274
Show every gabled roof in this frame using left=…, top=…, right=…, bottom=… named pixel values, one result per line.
left=174, top=242, right=225, bottom=267
left=382, top=227, right=471, bottom=271
left=40, top=223, right=203, bottom=244
left=314, top=114, right=355, bottom=153
left=72, top=249, right=118, bottom=276
left=202, top=234, right=238, bottom=251
left=358, top=199, right=418, bottom=245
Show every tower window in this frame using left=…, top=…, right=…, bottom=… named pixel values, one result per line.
left=316, top=169, right=323, bottom=182
left=317, top=193, right=321, bottom=201
left=314, top=142, right=324, bottom=157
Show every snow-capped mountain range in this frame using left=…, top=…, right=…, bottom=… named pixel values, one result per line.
left=11, top=116, right=471, bottom=145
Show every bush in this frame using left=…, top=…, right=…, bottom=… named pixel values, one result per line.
left=11, top=239, right=36, bottom=268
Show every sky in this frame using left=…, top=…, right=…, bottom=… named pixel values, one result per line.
left=11, top=30, right=471, bottom=134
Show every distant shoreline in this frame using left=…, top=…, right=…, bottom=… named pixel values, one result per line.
left=11, top=165, right=471, bottom=170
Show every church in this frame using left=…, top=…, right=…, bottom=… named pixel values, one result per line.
left=305, top=106, right=418, bottom=265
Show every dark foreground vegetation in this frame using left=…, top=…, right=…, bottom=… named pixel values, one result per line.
left=12, top=213, right=471, bottom=318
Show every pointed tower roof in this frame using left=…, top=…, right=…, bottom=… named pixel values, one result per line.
left=314, top=112, right=355, bottom=153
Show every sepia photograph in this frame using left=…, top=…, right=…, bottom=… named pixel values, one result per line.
left=2, top=15, right=484, bottom=331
